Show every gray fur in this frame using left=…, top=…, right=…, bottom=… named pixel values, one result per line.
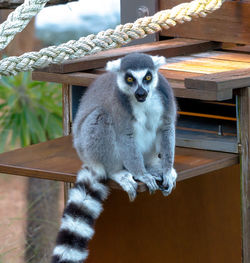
left=120, top=52, right=155, bottom=71
left=52, top=53, right=178, bottom=263
left=73, top=53, right=177, bottom=197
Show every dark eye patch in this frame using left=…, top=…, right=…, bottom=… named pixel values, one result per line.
left=125, top=73, right=136, bottom=85
left=143, top=71, right=152, bottom=83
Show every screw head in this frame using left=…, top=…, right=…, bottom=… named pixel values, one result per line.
left=137, top=6, right=149, bottom=18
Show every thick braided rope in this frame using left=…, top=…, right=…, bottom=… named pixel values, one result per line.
left=0, top=0, right=49, bottom=50
left=0, top=0, right=225, bottom=76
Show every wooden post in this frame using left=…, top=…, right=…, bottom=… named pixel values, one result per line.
left=239, top=87, right=250, bottom=263
left=62, top=84, right=73, bottom=203
left=62, top=84, right=71, bottom=136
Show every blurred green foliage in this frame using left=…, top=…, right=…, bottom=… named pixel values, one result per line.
left=0, top=72, right=62, bottom=151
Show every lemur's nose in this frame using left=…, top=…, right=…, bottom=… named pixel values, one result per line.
left=135, top=86, right=148, bottom=102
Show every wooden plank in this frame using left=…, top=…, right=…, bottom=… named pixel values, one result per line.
left=32, top=72, right=98, bottom=86
left=192, top=51, right=250, bottom=63
left=34, top=68, right=201, bottom=84
left=62, top=84, right=74, bottom=202
left=223, top=45, right=250, bottom=54
left=173, top=86, right=232, bottom=101
left=62, top=84, right=71, bottom=136
left=185, top=69, right=250, bottom=91
left=39, top=39, right=220, bottom=74
left=0, top=136, right=239, bottom=192
left=33, top=70, right=229, bottom=100
left=159, top=69, right=227, bottom=99
left=33, top=68, right=201, bottom=84
left=161, top=57, right=250, bottom=74
left=159, top=69, right=202, bottom=81
left=159, top=1, right=250, bottom=44
left=239, top=87, right=250, bottom=263
left=176, top=130, right=238, bottom=153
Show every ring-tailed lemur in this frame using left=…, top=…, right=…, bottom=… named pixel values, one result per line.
left=51, top=53, right=177, bottom=263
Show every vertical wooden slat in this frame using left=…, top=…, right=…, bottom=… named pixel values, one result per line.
left=62, top=84, right=73, bottom=203
left=239, top=87, right=250, bottom=263
left=62, top=84, right=71, bottom=136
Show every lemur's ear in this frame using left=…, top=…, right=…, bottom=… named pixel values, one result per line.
left=151, top=55, right=166, bottom=69
left=106, top=58, right=121, bottom=72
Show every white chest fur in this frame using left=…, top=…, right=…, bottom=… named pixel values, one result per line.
left=132, top=92, right=164, bottom=154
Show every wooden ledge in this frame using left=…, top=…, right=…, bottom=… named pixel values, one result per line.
left=31, top=70, right=233, bottom=101
left=185, top=68, right=250, bottom=91
left=0, top=136, right=239, bottom=192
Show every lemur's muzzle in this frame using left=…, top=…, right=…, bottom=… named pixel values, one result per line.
left=135, top=86, right=148, bottom=102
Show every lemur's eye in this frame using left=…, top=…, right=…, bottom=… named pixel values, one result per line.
left=144, top=72, right=152, bottom=82
left=125, top=74, right=134, bottom=84
left=127, top=76, right=134, bottom=83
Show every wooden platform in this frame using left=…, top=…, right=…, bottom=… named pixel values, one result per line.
left=0, top=136, right=239, bottom=192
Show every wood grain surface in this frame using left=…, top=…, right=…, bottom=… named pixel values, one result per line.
left=161, top=56, right=250, bottom=74
left=192, top=51, right=250, bottom=63
left=160, top=0, right=250, bottom=44
left=32, top=70, right=233, bottom=101
left=185, top=69, right=250, bottom=91
left=87, top=165, right=241, bottom=263
left=38, top=39, right=220, bottom=74
left=0, top=136, right=239, bottom=192
left=239, top=87, right=250, bottom=263
left=33, top=49, right=250, bottom=101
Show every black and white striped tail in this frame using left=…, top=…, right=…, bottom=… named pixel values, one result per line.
left=51, top=167, right=109, bottom=263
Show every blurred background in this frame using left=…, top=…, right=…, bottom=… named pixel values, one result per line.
left=0, top=1, right=120, bottom=262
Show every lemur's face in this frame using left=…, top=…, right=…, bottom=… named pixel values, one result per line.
left=120, top=68, right=158, bottom=102
left=106, top=53, right=166, bottom=103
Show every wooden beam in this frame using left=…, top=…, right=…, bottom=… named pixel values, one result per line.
left=62, top=84, right=73, bottom=202
left=39, top=39, right=220, bottom=74
left=223, top=45, right=250, bottom=54
left=159, top=0, right=250, bottom=44
left=0, top=0, right=77, bottom=8
left=239, top=87, right=250, bottom=263
left=32, top=70, right=233, bottom=101
left=32, top=71, right=97, bottom=86
left=185, top=68, right=250, bottom=91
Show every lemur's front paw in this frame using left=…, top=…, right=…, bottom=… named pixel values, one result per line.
left=146, top=167, right=162, bottom=181
left=161, top=168, right=177, bottom=196
left=110, top=170, right=138, bottom=201
left=134, top=173, right=158, bottom=194
left=119, top=172, right=138, bottom=201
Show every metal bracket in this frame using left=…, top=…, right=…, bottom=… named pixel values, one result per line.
left=120, top=0, right=158, bottom=45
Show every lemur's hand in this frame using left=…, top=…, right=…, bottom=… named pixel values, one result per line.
left=146, top=166, right=162, bottom=181
left=109, top=170, right=138, bottom=201
left=134, top=173, right=159, bottom=194
left=160, top=168, right=177, bottom=196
